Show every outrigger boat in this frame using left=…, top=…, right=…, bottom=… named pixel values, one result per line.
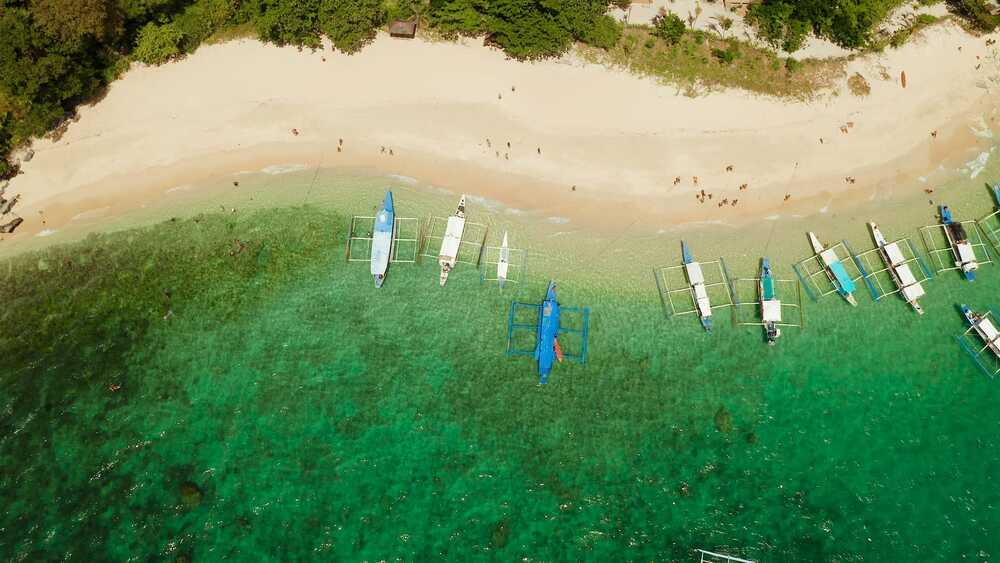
left=655, top=243, right=734, bottom=330
left=807, top=232, right=857, bottom=306
left=682, top=241, right=714, bottom=332
left=536, top=281, right=563, bottom=383
left=497, top=231, right=510, bottom=289
left=506, top=281, right=590, bottom=384
left=940, top=205, right=979, bottom=281
left=868, top=222, right=926, bottom=314
left=370, top=191, right=395, bottom=288
left=958, top=305, right=1000, bottom=378
left=346, top=191, right=419, bottom=285
left=760, top=258, right=783, bottom=345
left=734, top=258, right=803, bottom=343
left=437, top=195, right=468, bottom=286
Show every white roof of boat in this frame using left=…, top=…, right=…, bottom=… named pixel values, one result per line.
left=884, top=242, right=906, bottom=266
left=762, top=300, right=782, bottom=322
left=980, top=317, right=1000, bottom=342
left=438, top=215, right=466, bottom=262
left=694, top=283, right=711, bottom=314
left=694, top=284, right=709, bottom=301
left=902, top=283, right=925, bottom=302
left=685, top=262, right=705, bottom=284
left=957, top=242, right=977, bottom=263
left=696, top=297, right=712, bottom=317
left=819, top=248, right=839, bottom=266
left=897, top=264, right=918, bottom=286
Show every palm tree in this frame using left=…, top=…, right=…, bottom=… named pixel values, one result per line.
left=713, top=15, right=734, bottom=38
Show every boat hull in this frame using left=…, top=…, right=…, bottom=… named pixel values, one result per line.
left=497, top=232, right=510, bottom=289
left=437, top=196, right=467, bottom=286
left=535, top=281, right=561, bottom=384
left=371, top=192, right=395, bottom=288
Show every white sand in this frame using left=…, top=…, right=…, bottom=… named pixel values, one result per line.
left=6, top=21, right=1000, bottom=237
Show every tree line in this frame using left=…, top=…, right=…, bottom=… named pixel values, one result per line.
left=748, top=0, right=998, bottom=53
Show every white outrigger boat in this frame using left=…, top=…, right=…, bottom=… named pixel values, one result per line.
left=958, top=305, right=1000, bottom=378
left=497, top=231, right=510, bottom=289
left=869, top=223, right=926, bottom=314
left=655, top=242, right=734, bottom=331
left=920, top=204, right=992, bottom=280
left=682, top=241, right=714, bottom=332
left=370, top=192, right=395, bottom=288
left=437, top=195, right=468, bottom=286
left=941, top=206, right=979, bottom=281
left=807, top=232, right=857, bottom=306
left=345, top=191, right=419, bottom=286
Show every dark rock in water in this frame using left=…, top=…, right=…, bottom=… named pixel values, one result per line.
left=490, top=518, right=510, bottom=549
left=179, top=481, right=203, bottom=508
left=678, top=482, right=690, bottom=497
left=714, top=405, right=733, bottom=433
left=746, top=431, right=758, bottom=444
left=175, top=553, right=192, bottom=563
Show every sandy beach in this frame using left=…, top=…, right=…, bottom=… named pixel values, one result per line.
left=5, top=20, right=1000, bottom=239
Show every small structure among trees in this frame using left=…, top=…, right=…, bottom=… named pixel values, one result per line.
left=389, top=20, right=417, bottom=39
left=722, top=0, right=760, bottom=16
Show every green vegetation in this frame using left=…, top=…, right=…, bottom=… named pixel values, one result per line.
left=749, top=0, right=998, bottom=52
left=425, top=0, right=622, bottom=59
left=748, top=0, right=908, bottom=51
left=653, top=10, right=687, bottom=45
left=949, top=0, right=1000, bottom=32
left=886, top=13, right=940, bottom=48
left=580, top=25, right=845, bottom=99
left=133, top=23, right=185, bottom=65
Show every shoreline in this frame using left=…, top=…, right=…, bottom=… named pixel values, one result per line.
left=3, top=23, right=1000, bottom=250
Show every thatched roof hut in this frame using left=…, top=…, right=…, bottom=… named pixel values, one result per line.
left=389, top=20, right=417, bottom=39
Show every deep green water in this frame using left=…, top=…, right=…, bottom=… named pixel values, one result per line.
left=2, top=193, right=1000, bottom=561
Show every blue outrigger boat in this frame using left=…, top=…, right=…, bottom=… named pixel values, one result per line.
left=506, top=281, right=590, bottom=384
left=536, top=281, right=562, bottom=382
left=941, top=205, right=979, bottom=281
left=370, top=191, right=395, bottom=288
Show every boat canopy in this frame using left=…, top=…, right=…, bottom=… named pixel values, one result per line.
left=684, top=262, right=706, bottom=285
left=762, top=300, right=782, bottom=322
left=883, top=242, right=906, bottom=266
left=956, top=241, right=976, bottom=262
left=827, top=261, right=857, bottom=293
left=949, top=222, right=968, bottom=241
left=762, top=276, right=776, bottom=301
left=980, top=316, right=1000, bottom=342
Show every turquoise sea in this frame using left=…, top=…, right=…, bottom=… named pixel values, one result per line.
left=3, top=152, right=1000, bottom=561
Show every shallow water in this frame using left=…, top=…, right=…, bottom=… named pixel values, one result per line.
left=3, top=179, right=1000, bottom=562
